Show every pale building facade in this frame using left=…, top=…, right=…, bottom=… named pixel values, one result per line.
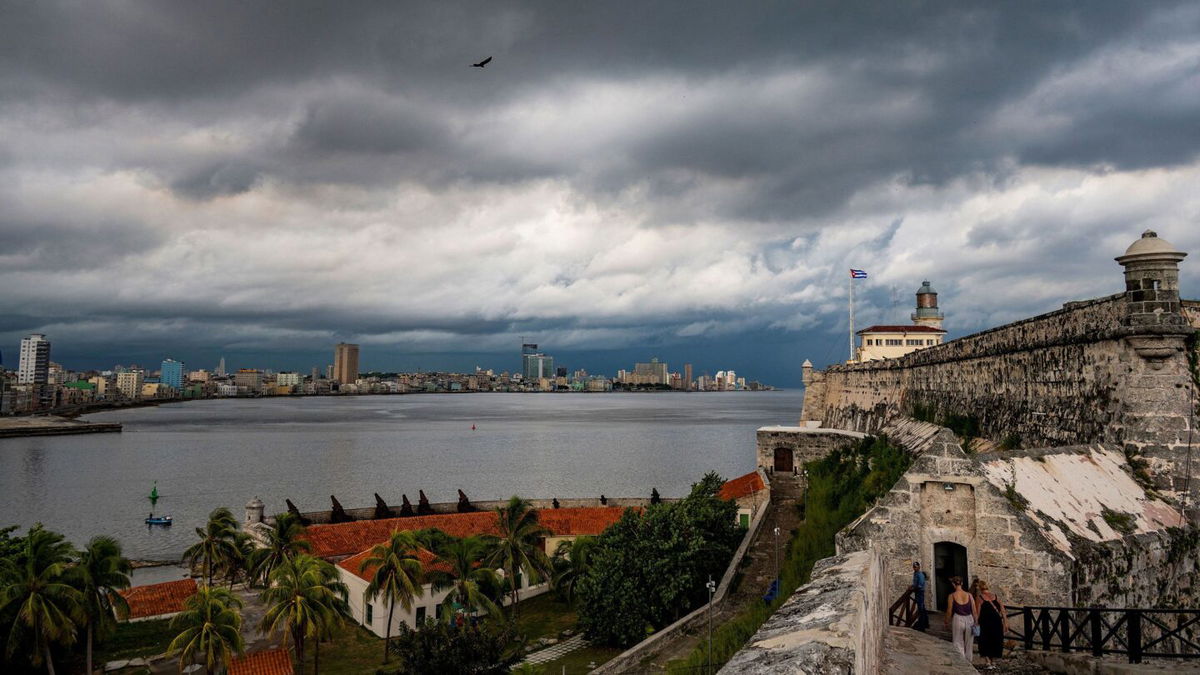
left=856, top=325, right=946, bottom=361
left=116, top=370, right=144, bottom=399
left=18, top=334, right=51, bottom=385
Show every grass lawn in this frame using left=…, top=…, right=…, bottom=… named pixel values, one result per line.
left=535, top=645, right=623, bottom=673
left=512, top=593, right=578, bottom=641
left=95, top=619, right=175, bottom=661
left=299, top=621, right=385, bottom=675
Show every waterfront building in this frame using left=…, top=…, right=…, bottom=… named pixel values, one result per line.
left=277, top=372, right=302, bottom=387
left=18, top=334, right=50, bottom=385
left=296, top=507, right=626, bottom=637
left=88, top=375, right=109, bottom=397
left=856, top=281, right=948, bottom=361
left=187, top=369, right=210, bottom=383
left=522, top=348, right=554, bottom=383
left=116, top=370, right=144, bottom=399
left=160, top=358, right=184, bottom=389
left=234, top=369, right=264, bottom=392
left=333, top=343, right=360, bottom=385
left=632, top=358, right=669, bottom=385
left=684, top=363, right=693, bottom=390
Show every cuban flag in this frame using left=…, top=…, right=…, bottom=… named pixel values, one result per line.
left=849, top=268, right=868, bottom=279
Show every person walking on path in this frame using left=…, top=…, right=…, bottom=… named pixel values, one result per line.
left=909, top=561, right=929, bottom=631
left=944, top=576, right=978, bottom=662
left=976, top=580, right=1007, bottom=669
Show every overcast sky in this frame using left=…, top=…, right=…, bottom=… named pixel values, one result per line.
left=2, top=1, right=1199, bottom=383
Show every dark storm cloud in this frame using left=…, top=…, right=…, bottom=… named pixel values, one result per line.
left=2, top=1, right=1200, bottom=377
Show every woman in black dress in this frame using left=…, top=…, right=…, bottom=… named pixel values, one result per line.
left=975, top=580, right=1007, bottom=669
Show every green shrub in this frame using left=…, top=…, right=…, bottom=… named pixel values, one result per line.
left=668, top=436, right=910, bottom=672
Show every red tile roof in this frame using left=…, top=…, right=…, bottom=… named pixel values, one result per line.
left=336, top=546, right=454, bottom=583
left=856, top=325, right=945, bottom=334
left=719, top=471, right=766, bottom=501
left=120, top=578, right=197, bottom=619
left=229, top=648, right=294, bottom=675
left=306, top=506, right=626, bottom=559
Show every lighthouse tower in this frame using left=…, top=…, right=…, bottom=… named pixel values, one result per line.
left=911, top=281, right=944, bottom=330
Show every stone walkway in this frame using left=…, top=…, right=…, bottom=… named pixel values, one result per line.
left=522, top=634, right=589, bottom=665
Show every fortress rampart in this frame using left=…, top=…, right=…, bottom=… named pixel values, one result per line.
left=803, top=231, right=1199, bottom=495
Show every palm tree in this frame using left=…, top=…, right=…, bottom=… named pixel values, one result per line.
left=184, top=507, right=240, bottom=586
left=259, top=554, right=348, bottom=675
left=361, top=531, right=425, bottom=663
left=248, top=512, right=311, bottom=587
left=0, top=526, right=83, bottom=675
left=550, top=536, right=595, bottom=604
left=428, top=536, right=501, bottom=622
left=485, top=496, right=551, bottom=617
left=72, top=536, right=132, bottom=675
left=167, top=585, right=244, bottom=675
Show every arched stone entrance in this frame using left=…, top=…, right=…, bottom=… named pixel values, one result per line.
left=934, top=541, right=969, bottom=610
left=773, top=447, right=794, bottom=473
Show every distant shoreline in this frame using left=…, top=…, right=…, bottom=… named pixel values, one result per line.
left=7, top=386, right=785, bottom=422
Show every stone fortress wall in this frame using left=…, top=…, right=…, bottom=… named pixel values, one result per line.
left=802, top=231, right=1199, bottom=496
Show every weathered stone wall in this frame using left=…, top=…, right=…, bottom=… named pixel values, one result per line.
left=836, top=429, right=1073, bottom=608
left=1073, top=527, right=1200, bottom=608
left=803, top=293, right=1198, bottom=494
left=756, top=426, right=866, bottom=473
left=721, top=549, right=885, bottom=674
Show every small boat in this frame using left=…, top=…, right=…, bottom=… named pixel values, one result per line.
left=145, top=515, right=172, bottom=525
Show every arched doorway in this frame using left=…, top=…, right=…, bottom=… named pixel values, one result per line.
left=773, top=447, right=794, bottom=473
left=934, top=541, right=968, bottom=610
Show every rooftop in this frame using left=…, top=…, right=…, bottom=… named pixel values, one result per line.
left=856, top=325, right=946, bottom=334
left=718, top=471, right=766, bottom=502
left=336, top=545, right=453, bottom=583
left=120, top=578, right=197, bottom=619
left=305, top=506, right=628, bottom=559
left=979, top=445, right=1182, bottom=555
left=229, top=648, right=294, bottom=675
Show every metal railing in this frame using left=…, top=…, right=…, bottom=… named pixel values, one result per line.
left=888, top=592, right=1200, bottom=664
left=1006, top=606, right=1200, bottom=664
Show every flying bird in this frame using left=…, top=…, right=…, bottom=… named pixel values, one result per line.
left=471, top=56, right=492, bottom=68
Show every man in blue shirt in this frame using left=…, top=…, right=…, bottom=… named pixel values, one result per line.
left=910, top=561, right=929, bottom=631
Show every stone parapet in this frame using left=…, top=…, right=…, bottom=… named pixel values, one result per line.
left=721, top=549, right=885, bottom=674
left=801, top=291, right=1198, bottom=495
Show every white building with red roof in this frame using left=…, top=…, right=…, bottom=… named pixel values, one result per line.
left=307, top=506, right=627, bottom=638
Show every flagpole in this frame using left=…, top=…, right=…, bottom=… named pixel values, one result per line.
left=849, top=273, right=855, bottom=362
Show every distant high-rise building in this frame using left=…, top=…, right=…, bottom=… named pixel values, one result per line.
left=632, top=358, right=669, bottom=385
left=216, top=357, right=226, bottom=376
left=522, top=352, right=554, bottom=381
left=520, top=342, right=555, bottom=382
left=684, top=363, right=693, bottom=390
left=161, top=359, right=184, bottom=389
left=18, top=334, right=51, bottom=385
left=333, top=343, right=360, bottom=385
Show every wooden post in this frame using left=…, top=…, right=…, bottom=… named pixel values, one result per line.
left=1128, top=610, right=1142, bottom=664
left=1091, top=610, right=1103, bottom=657
left=1024, top=607, right=1034, bottom=652
left=1041, top=609, right=1052, bottom=650
left=1060, top=610, right=1071, bottom=652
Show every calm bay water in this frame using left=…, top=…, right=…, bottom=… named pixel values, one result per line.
left=0, top=391, right=802, bottom=561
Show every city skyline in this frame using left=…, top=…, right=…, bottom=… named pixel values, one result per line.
left=2, top=3, right=1200, bottom=384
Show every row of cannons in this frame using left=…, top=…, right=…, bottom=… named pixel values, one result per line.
left=280, top=489, right=644, bottom=525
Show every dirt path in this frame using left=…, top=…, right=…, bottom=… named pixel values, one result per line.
left=633, top=473, right=807, bottom=670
